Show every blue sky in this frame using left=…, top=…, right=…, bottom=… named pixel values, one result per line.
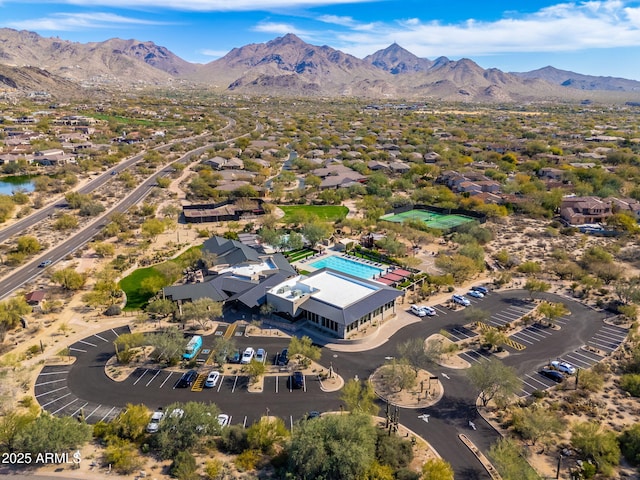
left=2, top=0, right=640, bottom=80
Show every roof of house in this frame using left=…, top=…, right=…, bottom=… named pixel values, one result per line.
left=25, top=290, right=46, bottom=303
left=202, top=236, right=262, bottom=265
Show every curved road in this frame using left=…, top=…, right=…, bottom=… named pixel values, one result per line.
left=35, top=290, right=623, bottom=478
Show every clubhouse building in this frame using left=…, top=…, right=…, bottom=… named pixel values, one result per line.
left=162, top=236, right=403, bottom=339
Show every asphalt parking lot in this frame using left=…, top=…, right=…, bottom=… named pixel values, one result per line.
left=34, top=290, right=629, bottom=480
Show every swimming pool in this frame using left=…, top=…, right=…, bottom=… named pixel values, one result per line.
left=309, top=256, right=384, bottom=279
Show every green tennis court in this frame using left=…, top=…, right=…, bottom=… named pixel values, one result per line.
left=380, top=209, right=476, bottom=230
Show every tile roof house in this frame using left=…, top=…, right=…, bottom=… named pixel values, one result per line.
left=560, top=196, right=613, bottom=225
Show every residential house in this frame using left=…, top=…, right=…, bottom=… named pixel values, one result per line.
left=560, top=196, right=613, bottom=225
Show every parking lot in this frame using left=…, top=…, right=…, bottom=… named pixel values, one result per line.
left=35, top=325, right=131, bottom=422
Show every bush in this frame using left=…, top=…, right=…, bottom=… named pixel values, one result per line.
left=218, top=424, right=248, bottom=454
left=170, top=451, right=198, bottom=480
left=105, top=305, right=122, bottom=316
left=619, top=424, right=640, bottom=466
left=375, top=430, right=413, bottom=470
left=235, top=449, right=260, bottom=471
left=620, top=373, right=640, bottom=397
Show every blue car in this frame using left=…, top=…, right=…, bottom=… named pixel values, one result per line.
left=472, top=285, right=489, bottom=294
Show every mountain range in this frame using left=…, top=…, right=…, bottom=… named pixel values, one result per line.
left=1, top=28, right=639, bottom=103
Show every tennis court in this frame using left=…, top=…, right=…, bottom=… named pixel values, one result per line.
left=380, top=209, right=476, bottom=230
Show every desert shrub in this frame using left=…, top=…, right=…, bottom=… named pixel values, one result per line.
left=170, top=451, right=198, bottom=480
left=375, top=429, right=413, bottom=470
left=235, top=449, right=260, bottom=471
left=620, top=373, right=640, bottom=397
left=619, top=424, right=640, bottom=466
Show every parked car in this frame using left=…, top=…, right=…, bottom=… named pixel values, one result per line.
left=217, top=414, right=230, bottom=428
left=551, top=360, right=576, bottom=375
left=255, top=348, right=266, bottom=364
left=146, top=410, right=164, bottom=433
left=307, top=411, right=321, bottom=420
left=420, top=305, right=436, bottom=316
left=290, top=371, right=304, bottom=389
left=276, top=348, right=289, bottom=366
left=176, top=370, right=198, bottom=388
left=228, top=350, right=241, bottom=363
left=540, top=368, right=565, bottom=383
left=468, top=290, right=484, bottom=298
left=204, top=370, right=220, bottom=388
left=38, top=259, right=53, bottom=268
left=241, top=347, right=255, bottom=364
left=452, top=294, right=471, bottom=306
left=472, top=285, right=489, bottom=295
left=410, top=304, right=427, bottom=317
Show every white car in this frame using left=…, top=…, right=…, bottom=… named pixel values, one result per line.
left=410, top=305, right=427, bottom=317
left=146, top=411, right=164, bottom=433
left=468, top=290, right=484, bottom=298
left=452, top=294, right=471, bottom=306
left=255, top=348, right=266, bottom=363
left=217, top=414, right=230, bottom=428
left=241, top=347, right=255, bottom=364
left=551, top=360, right=576, bottom=375
left=420, top=305, right=436, bottom=316
left=204, top=370, right=220, bottom=388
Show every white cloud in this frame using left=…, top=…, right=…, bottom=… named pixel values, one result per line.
left=317, top=14, right=357, bottom=27
left=329, top=0, right=640, bottom=58
left=8, top=12, right=166, bottom=31
left=62, top=0, right=373, bottom=11
left=252, top=22, right=308, bottom=35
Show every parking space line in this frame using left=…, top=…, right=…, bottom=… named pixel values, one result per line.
left=588, top=340, right=614, bottom=351
left=35, top=378, right=67, bottom=387
left=524, top=373, right=550, bottom=388
left=159, top=372, right=174, bottom=388
left=522, top=376, right=545, bottom=390
left=275, top=376, right=279, bottom=393
left=69, top=347, right=87, bottom=353
left=446, top=332, right=465, bottom=342
left=231, top=376, right=238, bottom=393
left=529, top=325, right=554, bottom=335
left=303, top=376, right=307, bottom=392
left=36, top=386, right=68, bottom=398
left=217, top=376, right=224, bottom=392
left=433, top=306, right=448, bottom=315
left=93, top=333, right=109, bottom=342
left=84, top=405, right=102, bottom=420
left=510, top=334, right=533, bottom=344
left=42, top=393, right=71, bottom=408
left=460, top=352, right=482, bottom=364
left=561, top=355, right=592, bottom=368
left=570, top=349, right=603, bottom=361
left=71, top=402, right=89, bottom=418
left=100, top=406, right=118, bottom=422
left=53, top=398, right=79, bottom=415
left=145, top=370, right=161, bottom=387
left=38, top=371, right=70, bottom=375
left=78, top=340, right=97, bottom=347
left=133, top=369, right=149, bottom=385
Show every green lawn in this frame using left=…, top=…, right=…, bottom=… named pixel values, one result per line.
left=279, top=205, right=349, bottom=223
left=119, top=245, right=202, bottom=311
left=119, top=266, right=164, bottom=311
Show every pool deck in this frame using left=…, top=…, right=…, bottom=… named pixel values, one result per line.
left=293, top=250, right=393, bottom=279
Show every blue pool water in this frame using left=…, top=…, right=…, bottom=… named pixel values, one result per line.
left=310, top=256, right=384, bottom=279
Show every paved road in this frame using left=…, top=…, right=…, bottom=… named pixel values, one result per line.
left=35, top=289, right=625, bottom=478
left=0, top=119, right=249, bottom=300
